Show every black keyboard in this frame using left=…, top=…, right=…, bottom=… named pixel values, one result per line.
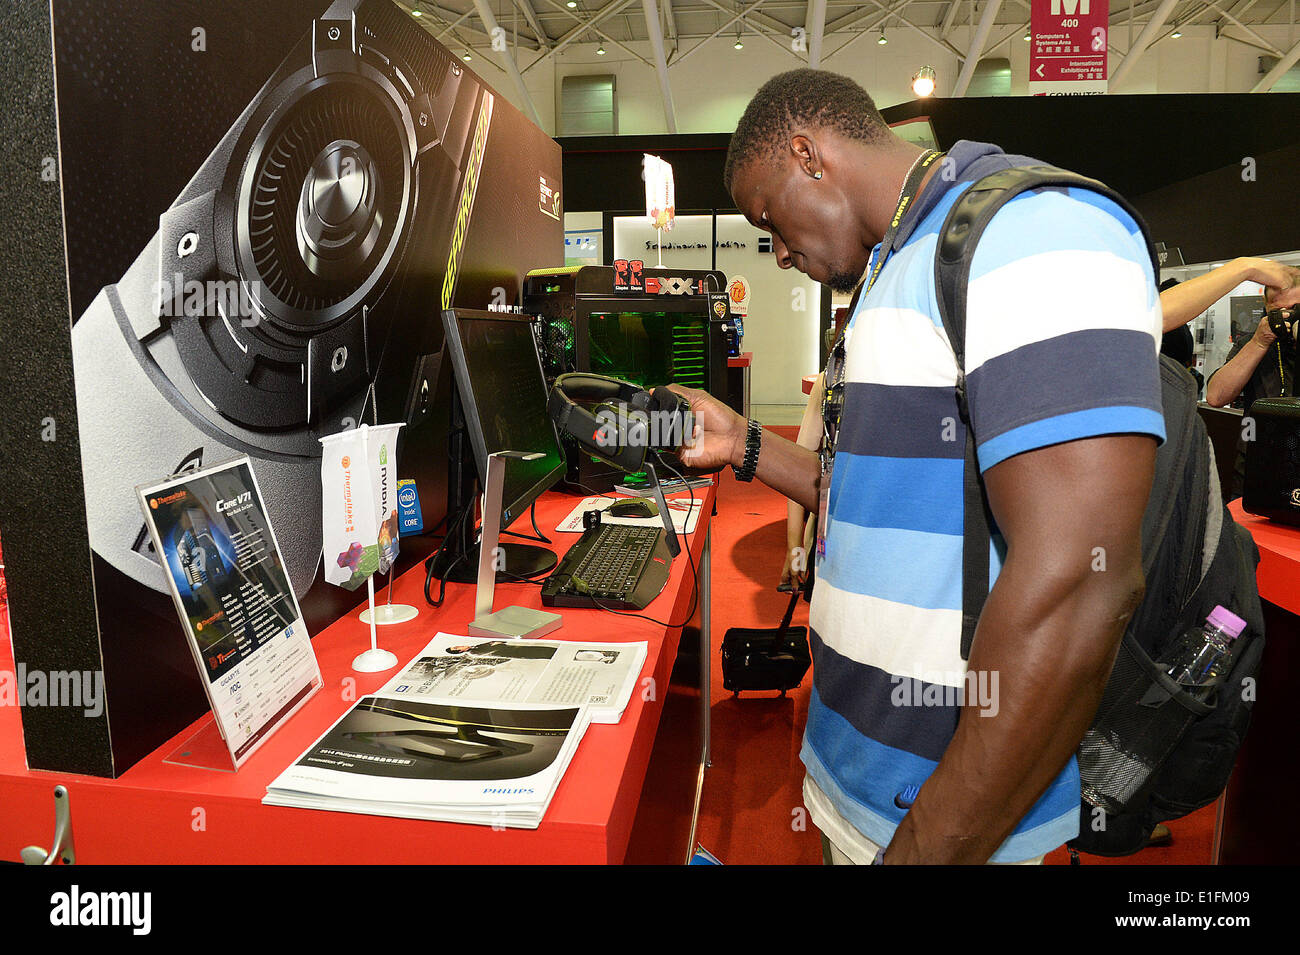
left=540, top=523, right=672, bottom=610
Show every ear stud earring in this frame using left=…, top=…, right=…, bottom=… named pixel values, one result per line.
left=813, top=170, right=823, bottom=180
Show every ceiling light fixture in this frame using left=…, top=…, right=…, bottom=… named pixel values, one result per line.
left=878, top=31, right=888, bottom=46
left=911, top=65, right=936, bottom=97
left=567, top=0, right=577, bottom=7
left=596, top=43, right=606, bottom=55
left=411, top=8, right=422, bottom=16
left=1171, top=29, right=1183, bottom=38
left=463, top=50, right=472, bottom=61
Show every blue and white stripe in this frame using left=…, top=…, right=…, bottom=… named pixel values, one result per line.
left=802, top=141, right=1166, bottom=861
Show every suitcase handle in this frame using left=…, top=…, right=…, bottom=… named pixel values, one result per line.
left=778, top=585, right=803, bottom=631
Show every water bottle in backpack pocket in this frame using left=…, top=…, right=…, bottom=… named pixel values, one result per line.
left=1078, top=606, right=1245, bottom=816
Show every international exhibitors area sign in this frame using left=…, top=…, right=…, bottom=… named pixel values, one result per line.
left=1029, top=0, right=1109, bottom=95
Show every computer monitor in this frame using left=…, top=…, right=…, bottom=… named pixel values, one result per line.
left=433, top=308, right=566, bottom=582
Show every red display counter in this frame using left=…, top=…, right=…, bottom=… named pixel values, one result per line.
left=1215, top=502, right=1300, bottom=864
left=0, top=483, right=715, bottom=864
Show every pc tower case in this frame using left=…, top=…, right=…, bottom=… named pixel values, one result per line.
left=523, top=265, right=733, bottom=492
left=1243, top=397, right=1300, bottom=527
left=3, top=0, right=562, bottom=777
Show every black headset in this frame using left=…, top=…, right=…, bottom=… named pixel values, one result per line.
left=547, top=373, right=692, bottom=473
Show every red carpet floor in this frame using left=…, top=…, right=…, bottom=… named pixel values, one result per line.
left=693, top=425, right=1218, bottom=865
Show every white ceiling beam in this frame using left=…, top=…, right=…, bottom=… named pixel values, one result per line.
left=418, top=3, right=537, bottom=49
left=671, top=0, right=768, bottom=64
left=690, top=0, right=804, bottom=60
left=824, top=0, right=913, bottom=40
left=1110, top=0, right=1180, bottom=86
left=472, top=0, right=543, bottom=124
left=523, top=0, right=655, bottom=72
left=1202, top=0, right=1283, bottom=54
left=985, top=18, right=1027, bottom=52
left=694, top=0, right=791, bottom=43
left=641, top=0, right=678, bottom=132
left=1253, top=33, right=1300, bottom=88
left=662, top=0, right=679, bottom=46
left=510, top=0, right=551, bottom=48
left=939, top=0, right=962, bottom=38
left=952, top=0, right=1002, bottom=95
left=806, top=0, right=829, bottom=68
left=860, top=0, right=968, bottom=59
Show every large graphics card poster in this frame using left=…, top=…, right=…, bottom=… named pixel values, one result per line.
left=52, top=0, right=562, bottom=614
left=138, top=459, right=321, bottom=767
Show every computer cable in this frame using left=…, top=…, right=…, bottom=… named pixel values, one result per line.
left=500, top=500, right=551, bottom=545
left=423, top=499, right=475, bottom=608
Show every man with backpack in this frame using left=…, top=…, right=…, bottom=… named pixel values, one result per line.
left=670, top=69, right=1170, bottom=864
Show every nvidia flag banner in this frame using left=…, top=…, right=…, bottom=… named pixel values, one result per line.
left=320, top=423, right=406, bottom=672
left=320, top=423, right=403, bottom=590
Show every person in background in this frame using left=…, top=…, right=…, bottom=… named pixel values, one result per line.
left=1204, top=302, right=1299, bottom=499
left=781, top=313, right=849, bottom=592
left=1158, top=291, right=1203, bottom=399
left=779, top=372, right=822, bottom=592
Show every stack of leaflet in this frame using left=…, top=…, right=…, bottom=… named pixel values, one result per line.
left=264, top=633, right=648, bottom=827
left=263, top=697, right=588, bottom=828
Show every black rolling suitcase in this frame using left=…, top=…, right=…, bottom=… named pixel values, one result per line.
left=721, top=586, right=812, bottom=697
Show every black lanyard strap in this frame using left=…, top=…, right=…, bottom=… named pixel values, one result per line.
left=821, top=149, right=945, bottom=467
left=859, top=149, right=945, bottom=301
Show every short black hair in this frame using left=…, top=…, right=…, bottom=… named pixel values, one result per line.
left=1161, top=324, right=1194, bottom=367
left=724, top=69, right=891, bottom=193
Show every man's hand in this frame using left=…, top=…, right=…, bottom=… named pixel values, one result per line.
left=1244, top=257, right=1300, bottom=309
left=1252, top=313, right=1279, bottom=349
left=1160, top=257, right=1300, bottom=331
left=661, top=383, right=823, bottom=512
left=660, top=384, right=747, bottom=471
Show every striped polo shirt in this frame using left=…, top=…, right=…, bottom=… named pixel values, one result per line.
left=801, top=141, right=1166, bottom=862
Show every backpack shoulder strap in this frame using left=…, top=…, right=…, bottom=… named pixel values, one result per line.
left=935, top=165, right=1159, bottom=660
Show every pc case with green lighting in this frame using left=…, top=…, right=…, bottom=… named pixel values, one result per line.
left=523, top=264, right=735, bottom=492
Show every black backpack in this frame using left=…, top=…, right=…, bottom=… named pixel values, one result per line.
left=934, top=165, right=1265, bottom=857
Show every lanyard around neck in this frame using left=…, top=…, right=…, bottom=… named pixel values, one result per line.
left=858, top=149, right=945, bottom=300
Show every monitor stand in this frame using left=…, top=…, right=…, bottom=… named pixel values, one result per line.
left=429, top=389, right=558, bottom=584
left=426, top=540, right=556, bottom=584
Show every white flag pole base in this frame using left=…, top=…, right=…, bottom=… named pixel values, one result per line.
left=360, top=603, right=419, bottom=625
left=352, top=576, right=398, bottom=671
left=352, top=647, right=399, bottom=672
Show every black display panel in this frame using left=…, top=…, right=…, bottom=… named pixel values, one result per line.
left=440, top=309, right=565, bottom=528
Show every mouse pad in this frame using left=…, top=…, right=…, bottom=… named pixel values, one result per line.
left=556, top=496, right=702, bottom=535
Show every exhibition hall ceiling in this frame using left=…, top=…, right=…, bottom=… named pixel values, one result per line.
left=403, top=0, right=1298, bottom=74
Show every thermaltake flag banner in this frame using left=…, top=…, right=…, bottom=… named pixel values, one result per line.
left=1029, top=0, right=1109, bottom=95
left=644, top=154, right=676, bottom=232
left=320, top=423, right=405, bottom=590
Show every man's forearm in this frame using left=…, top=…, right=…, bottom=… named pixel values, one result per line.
left=1205, top=338, right=1269, bottom=406
left=752, top=429, right=822, bottom=513
left=882, top=561, right=1143, bottom=864
left=1160, top=258, right=1252, bottom=332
